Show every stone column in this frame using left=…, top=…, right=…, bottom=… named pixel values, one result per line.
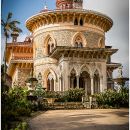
left=100, top=76, right=103, bottom=93
left=76, top=75, right=79, bottom=88
left=90, top=76, right=94, bottom=95
left=71, top=78, right=74, bottom=88
left=68, top=76, right=70, bottom=89
left=84, top=79, right=87, bottom=93
left=59, top=77, right=61, bottom=91
left=49, top=79, right=51, bottom=91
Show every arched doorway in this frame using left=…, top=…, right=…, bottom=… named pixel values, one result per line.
left=70, top=69, right=77, bottom=88
left=47, top=72, right=54, bottom=91
left=79, top=71, right=91, bottom=95
left=94, top=70, right=100, bottom=94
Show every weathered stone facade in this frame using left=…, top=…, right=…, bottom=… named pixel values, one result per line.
left=25, top=0, right=120, bottom=94
left=6, top=0, right=120, bottom=94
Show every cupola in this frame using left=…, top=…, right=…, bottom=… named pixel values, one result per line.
left=56, top=0, right=83, bottom=10
left=11, top=31, right=19, bottom=43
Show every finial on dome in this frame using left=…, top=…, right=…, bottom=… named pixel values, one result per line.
left=44, top=0, right=48, bottom=10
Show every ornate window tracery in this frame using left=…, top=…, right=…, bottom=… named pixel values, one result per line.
left=47, top=72, right=54, bottom=91
left=74, top=36, right=83, bottom=47
left=47, top=37, right=55, bottom=54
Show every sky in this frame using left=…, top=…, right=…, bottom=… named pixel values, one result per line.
left=1, top=0, right=129, bottom=78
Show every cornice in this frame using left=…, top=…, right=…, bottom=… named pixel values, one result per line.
left=26, top=9, right=113, bottom=33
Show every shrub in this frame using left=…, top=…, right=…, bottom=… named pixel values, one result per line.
left=34, top=83, right=45, bottom=97
left=64, top=88, right=85, bottom=102
left=2, top=87, right=32, bottom=130
left=44, top=91, right=59, bottom=98
left=94, top=88, right=129, bottom=108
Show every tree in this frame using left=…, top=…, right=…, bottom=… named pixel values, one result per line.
left=1, top=12, right=22, bottom=82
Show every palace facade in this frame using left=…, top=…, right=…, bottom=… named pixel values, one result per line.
left=6, top=0, right=121, bottom=95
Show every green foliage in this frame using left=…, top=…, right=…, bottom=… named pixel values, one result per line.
left=44, top=91, right=59, bottom=98
left=34, top=83, right=45, bottom=97
left=2, top=87, right=31, bottom=130
left=94, top=88, right=129, bottom=108
left=64, top=88, right=85, bottom=102
left=13, top=122, right=28, bottom=130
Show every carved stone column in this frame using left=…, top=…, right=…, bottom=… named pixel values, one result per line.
left=70, top=77, right=74, bottom=88
left=90, top=76, right=94, bottom=95
left=68, top=76, right=70, bottom=89
left=100, top=76, right=103, bottom=93
left=76, top=75, right=79, bottom=88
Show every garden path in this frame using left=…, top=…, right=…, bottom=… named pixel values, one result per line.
left=29, top=109, right=129, bottom=130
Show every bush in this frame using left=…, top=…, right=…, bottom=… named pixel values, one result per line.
left=2, top=87, right=32, bottom=130
left=94, top=88, right=129, bottom=108
left=13, top=122, right=28, bottom=130
left=44, top=91, right=59, bottom=98
left=64, top=88, right=85, bottom=102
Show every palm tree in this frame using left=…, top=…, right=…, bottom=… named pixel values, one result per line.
left=1, top=12, right=22, bottom=83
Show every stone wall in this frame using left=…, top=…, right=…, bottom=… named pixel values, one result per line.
left=17, top=68, right=31, bottom=87
left=34, top=30, right=104, bottom=58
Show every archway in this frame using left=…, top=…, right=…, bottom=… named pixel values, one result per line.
left=79, top=71, right=91, bottom=95
left=44, top=34, right=56, bottom=55
left=70, top=69, right=77, bottom=88
left=47, top=72, right=54, bottom=91
left=71, top=32, right=87, bottom=47
left=43, top=68, right=57, bottom=91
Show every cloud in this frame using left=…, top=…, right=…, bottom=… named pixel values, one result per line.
left=83, top=0, right=129, bottom=78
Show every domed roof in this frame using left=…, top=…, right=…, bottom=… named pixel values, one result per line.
left=11, top=31, right=19, bottom=36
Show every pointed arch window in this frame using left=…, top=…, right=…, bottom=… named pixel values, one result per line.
left=47, top=72, right=54, bottom=91
left=74, top=18, right=78, bottom=25
left=80, top=18, right=83, bottom=26
left=47, top=37, right=55, bottom=54
left=74, top=36, right=83, bottom=47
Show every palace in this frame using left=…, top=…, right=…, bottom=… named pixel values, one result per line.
left=6, top=0, right=121, bottom=95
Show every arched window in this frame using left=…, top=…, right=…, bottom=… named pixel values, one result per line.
left=47, top=38, right=55, bottom=54
left=75, top=42, right=78, bottom=47
left=70, top=69, right=77, bottom=88
left=79, top=42, right=83, bottom=48
left=74, top=36, right=83, bottom=47
left=47, top=72, right=54, bottom=91
left=80, top=18, right=83, bottom=26
left=48, top=44, right=51, bottom=54
left=74, top=18, right=78, bottom=25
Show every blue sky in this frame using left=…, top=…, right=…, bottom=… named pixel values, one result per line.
left=1, top=0, right=129, bottom=78
left=2, top=0, right=56, bottom=35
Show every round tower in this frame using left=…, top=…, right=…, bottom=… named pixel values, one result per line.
left=26, top=0, right=118, bottom=93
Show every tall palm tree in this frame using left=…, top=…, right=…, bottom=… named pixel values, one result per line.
left=1, top=12, right=22, bottom=83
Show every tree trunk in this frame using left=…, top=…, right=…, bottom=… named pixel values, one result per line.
left=4, top=36, right=7, bottom=83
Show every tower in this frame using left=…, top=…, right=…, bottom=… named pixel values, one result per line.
left=11, top=31, right=19, bottom=42
left=6, top=0, right=120, bottom=93
left=56, top=0, right=83, bottom=9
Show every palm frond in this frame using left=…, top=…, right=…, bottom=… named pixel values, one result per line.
left=13, top=27, right=22, bottom=33
left=10, top=20, right=21, bottom=25
left=7, top=12, right=13, bottom=22
left=1, top=19, right=5, bottom=27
